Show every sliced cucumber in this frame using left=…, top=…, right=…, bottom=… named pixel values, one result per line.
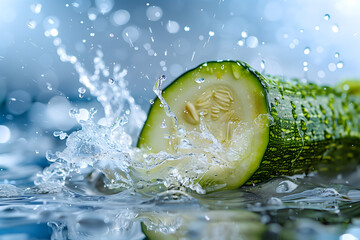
left=138, top=61, right=360, bottom=192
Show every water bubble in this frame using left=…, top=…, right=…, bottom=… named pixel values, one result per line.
left=337, top=61, right=344, bottom=69
left=146, top=6, right=163, bottom=21
left=332, top=24, right=339, bottom=33
left=184, top=26, right=190, bottom=31
left=111, top=9, right=130, bottom=26
left=45, top=150, right=58, bottom=162
left=166, top=20, right=180, bottom=34
left=324, top=14, right=330, bottom=20
left=209, top=31, right=215, bottom=37
left=335, top=52, right=340, bottom=58
left=69, top=108, right=80, bottom=118
left=195, top=78, right=205, bottom=83
left=241, top=31, right=248, bottom=38
left=95, top=0, right=114, bottom=14
left=0, top=125, right=11, bottom=143
left=108, top=78, right=114, bottom=84
left=328, top=62, right=337, bottom=72
left=78, top=87, right=86, bottom=98
left=303, top=47, right=311, bottom=55
left=246, top=36, right=259, bottom=48
left=53, top=130, right=68, bottom=140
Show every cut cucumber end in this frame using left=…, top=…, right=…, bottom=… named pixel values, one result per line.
left=138, top=61, right=270, bottom=191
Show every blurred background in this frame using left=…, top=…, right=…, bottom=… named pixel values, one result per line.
left=0, top=0, right=359, bottom=171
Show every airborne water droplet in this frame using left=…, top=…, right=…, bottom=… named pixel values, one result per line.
left=69, top=108, right=80, bottom=118
left=161, top=121, right=167, bottom=128
left=337, top=61, right=344, bottom=69
left=303, top=47, right=311, bottom=55
left=78, top=87, right=86, bottom=98
left=335, top=52, right=340, bottom=58
left=324, top=14, right=330, bottom=21
left=149, top=99, right=154, bottom=104
left=108, top=78, right=114, bottom=84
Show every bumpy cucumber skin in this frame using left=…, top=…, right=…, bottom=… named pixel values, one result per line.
left=138, top=60, right=360, bottom=187
left=240, top=62, right=360, bottom=183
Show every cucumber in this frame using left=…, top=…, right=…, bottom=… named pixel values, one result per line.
left=138, top=60, right=360, bottom=192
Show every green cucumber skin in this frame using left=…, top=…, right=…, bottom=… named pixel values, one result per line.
left=138, top=60, right=360, bottom=186
left=240, top=62, right=360, bottom=183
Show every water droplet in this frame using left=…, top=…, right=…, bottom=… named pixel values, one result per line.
left=208, top=31, right=215, bottom=36
left=299, top=29, right=304, bottom=33
left=260, top=60, right=265, bottom=70
left=303, top=47, right=311, bottom=55
left=303, top=61, right=308, bottom=67
left=195, top=78, right=205, bottom=83
left=184, top=26, right=190, bottom=32
left=237, top=40, right=244, bottom=46
left=45, top=150, right=58, bottom=162
left=30, top=3, right=42, bottom=14
left=89, top=107, right=97, bottom=117
left=241, top=31, right=247, bottom=38
left=119, top=115, right=128, bottom=126
left=46, top=83, right=53, bottom=91
left=324, top=14, right=330, bottom=21
left=109, top=33, right=114, bottom=38
left=161, top=121, right=167, bottom=128
left=27, top=20, right=37, bottom=29
left=335, top=52, right=340, bottom=58
left=276, top=180, right=298, bottom=193
left=246, top=36, right=259, bottom=48
left=332, top=24, right=339, bottom=33
left=69, top=108, right=80, bottom=118
left=149, top=99, right=154, bottom=104
left=90, top=33, right=95, bottom=37
left=78, top=87, right=86, bottom=98
left=108, top=78, right=114, bottom=84
left=337, top=61, right=344, bottom=69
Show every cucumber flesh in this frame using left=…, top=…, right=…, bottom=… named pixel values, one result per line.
left=138, top=61, right=270, bottom=191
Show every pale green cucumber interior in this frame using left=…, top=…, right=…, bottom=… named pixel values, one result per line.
left=138, top=61, right=270, bottom=191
